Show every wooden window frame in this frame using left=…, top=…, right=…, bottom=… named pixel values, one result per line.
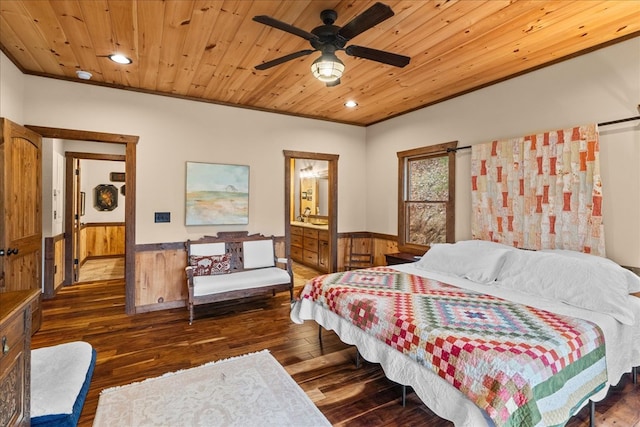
left=397, top=141, right=457, bottom=254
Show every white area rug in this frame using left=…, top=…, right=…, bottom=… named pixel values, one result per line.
left=93, top=350, right=330, bottom=427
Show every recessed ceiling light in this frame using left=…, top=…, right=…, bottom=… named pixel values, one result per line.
left=108, top=54, right=132, bottom=64
left=344, top=100, right=358, bottom=108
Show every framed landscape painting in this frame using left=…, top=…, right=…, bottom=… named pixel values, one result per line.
left=185, top=162, right=249, bottom=225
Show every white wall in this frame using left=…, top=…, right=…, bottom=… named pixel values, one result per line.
left=0, top=51, right=24, bottom=122
left=5, top=61, right=366, bottom=243
left=63, top=139, right=126, bottom=156
left=41, top=138, right=65, bottom=237
left=80, top=159, right=126, bottom=223
left=366, top=37, right=640, bottom=266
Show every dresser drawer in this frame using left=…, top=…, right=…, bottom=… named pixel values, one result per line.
left=0, top=310, right=25, bottom=365
left=303, top=228, right=319, bottom=239
left=303, top=238, right=318, bottom=252
left=303, top=250, right=318, bottom=265
left=290, top=226, right=304, bottom=236
left=291, top=234, right=303, bottom=248
left=291, top=245, right=303, bottom=261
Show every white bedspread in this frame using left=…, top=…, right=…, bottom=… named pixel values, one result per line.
left=31, top=341, right=94, bottom=417
left=291, top=263, right=640, bottom=427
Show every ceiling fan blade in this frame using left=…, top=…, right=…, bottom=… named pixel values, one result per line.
left=345, top=45, right=410, bottom=68
left=253, top=15, right=318, bottom=41
left=255, top=49, right=316, bottom=70
left=337, top=2, right=394, bottom=41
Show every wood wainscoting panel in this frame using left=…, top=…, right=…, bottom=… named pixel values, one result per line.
left=43, top=234, right=66, bottom=299
left=337, top=235, right=347, bottom=271
left=337, top=233, right=399, bottom=271
left=373, top=233, right=400, bottom=266
left=83, top=222, right=125, bottom=259
left=135, top=243, right=187, bottom=312
left=79, top=226, right=87, bottom=264
left=54, top=236, right=65, bottom=291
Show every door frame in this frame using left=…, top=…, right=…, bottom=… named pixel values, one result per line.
left=284, top=150, right=338, bottom=273
left=26, top=125, right=138, bottom=315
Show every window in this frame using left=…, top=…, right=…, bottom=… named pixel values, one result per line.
left=397, top=141, right=457, bottom=254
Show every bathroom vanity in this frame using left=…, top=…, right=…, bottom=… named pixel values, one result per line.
left=290, top=222, right=329, bottom=273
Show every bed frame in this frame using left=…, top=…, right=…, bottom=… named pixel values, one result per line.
left=300, top=263, right=638, bottom=427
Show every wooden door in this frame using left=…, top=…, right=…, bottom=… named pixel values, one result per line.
left=0, top=118, right=42, bottom=298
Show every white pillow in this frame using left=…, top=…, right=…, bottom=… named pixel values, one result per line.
left=541, top=249, right=640, bottom=293
left=455, top=239, right=518, bottom=252
left=415, top=241, right=511, bottom=284
left=497, top=250, right=635, bottom=325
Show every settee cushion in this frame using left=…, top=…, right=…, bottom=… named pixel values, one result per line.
left=243, top=240, right=275, bottom=269
left=193, top=267, right=290, bottom=297
left=189, top=242, right=226, bottom=256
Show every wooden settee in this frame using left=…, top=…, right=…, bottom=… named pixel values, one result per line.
left=185, top=231, right=293, bottom=324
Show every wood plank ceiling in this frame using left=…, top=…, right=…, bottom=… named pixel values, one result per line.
left=1, top=1, right=639, bottom=126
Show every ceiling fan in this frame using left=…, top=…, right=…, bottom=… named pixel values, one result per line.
left=253, top=2, right=410, bottom=87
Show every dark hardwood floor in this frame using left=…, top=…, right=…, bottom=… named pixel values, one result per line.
left=32, top=262, right=639, bottom=426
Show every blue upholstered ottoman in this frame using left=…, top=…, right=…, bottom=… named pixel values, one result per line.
left=31, top=341, right=96, bottom=427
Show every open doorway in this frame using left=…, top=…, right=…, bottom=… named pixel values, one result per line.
left=66, top=153, right=126, bottom=284
left=29, top=125, right=138, bottom=315
left=284, top=150, right=338, bottom=273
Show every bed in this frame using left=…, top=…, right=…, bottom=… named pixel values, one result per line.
left=291, top=240, right=640, bottom=427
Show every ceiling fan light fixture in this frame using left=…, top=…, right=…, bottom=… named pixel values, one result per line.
left=311, top=53, right=344, bottom=83
left=108, top=53, right=132, bottom=65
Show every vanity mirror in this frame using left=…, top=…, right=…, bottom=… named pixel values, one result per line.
left=296, top=160, right=328, bottom=222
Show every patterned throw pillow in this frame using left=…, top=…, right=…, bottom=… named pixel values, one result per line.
left=189, top=254, right=231, bottom=276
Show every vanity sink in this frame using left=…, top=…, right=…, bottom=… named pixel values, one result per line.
left=290, top=220, right=328, bottom=230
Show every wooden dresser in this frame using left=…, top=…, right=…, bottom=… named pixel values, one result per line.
left=0, top=289, right=40, bottom=427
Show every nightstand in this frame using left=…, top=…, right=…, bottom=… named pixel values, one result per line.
left=385, top=252, right=421, bottom=266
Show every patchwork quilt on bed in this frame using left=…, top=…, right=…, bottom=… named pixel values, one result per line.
left=299, top=267, right=607, bottom=427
